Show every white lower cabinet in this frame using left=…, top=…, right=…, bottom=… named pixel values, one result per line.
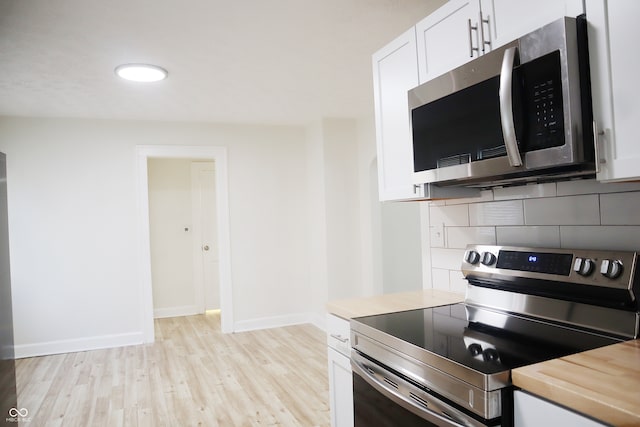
left=326, top=314, right=353, bottom=427
left=514, top=391, right=606, bottom=427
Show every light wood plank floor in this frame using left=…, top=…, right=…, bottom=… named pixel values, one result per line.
left=15, top=312, right=330, bottom=426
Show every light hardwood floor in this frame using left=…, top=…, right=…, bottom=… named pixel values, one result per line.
left=15, top=312, right=331, bottom=426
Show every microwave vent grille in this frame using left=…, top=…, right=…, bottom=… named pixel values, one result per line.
left=479, top=145, right=507, bottom=160
left=438, top=153, right=471, bottom=168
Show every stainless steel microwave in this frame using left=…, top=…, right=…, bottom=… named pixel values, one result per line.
left=409, top=16, right=595, bottom=188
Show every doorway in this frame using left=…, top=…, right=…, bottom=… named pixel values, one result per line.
left=136, top=145, right=233, bottom=341
left=146, top=159, right=219, bottom=317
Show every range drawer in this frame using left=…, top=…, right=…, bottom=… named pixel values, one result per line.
left=326, top=313, right=351, bottom=357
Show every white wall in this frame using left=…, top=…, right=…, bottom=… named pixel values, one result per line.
left=305, top=117, right=374, bottom=319
left=422, top=180, right=640, bottom=292
left=0, top=117, right=321, bottom=356
left=380, top=202, right=423, bottom=293
left=321, top=119, right=363, bottom=301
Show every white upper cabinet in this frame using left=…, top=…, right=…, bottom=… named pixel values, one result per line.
left=587, top=0, right=640, bottom=182
left=484, top=0, right=584, bottom=51
left=372, top=27, right=423, bottom=201
left=415, top=0, right=584, bottom=84
left=416, top=0, right=482, bottom=84
left=373, top=0, right=586, bottom=201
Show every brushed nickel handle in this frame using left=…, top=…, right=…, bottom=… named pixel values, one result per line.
left=468, top=19, right=479, bottom=57
left=499, top=46, right=523, bottom=167
left=330, top=334, right=349, bottom=343
left=203, top=245, right=210, bottom=251
left=592, top=120, right=606, bottom=173
left=480, top=11, right=491, bottom=52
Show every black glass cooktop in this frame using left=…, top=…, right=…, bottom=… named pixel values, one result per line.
left=353, top=303, right=621, bottom=375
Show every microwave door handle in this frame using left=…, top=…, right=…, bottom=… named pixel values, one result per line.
left=499, top=46, right=523, bottom=167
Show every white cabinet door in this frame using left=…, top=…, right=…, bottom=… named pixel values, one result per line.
left=482, top=0, right=584, bottom=50
left=416, top=0, right=586, bottom=85
left=328, top=347, right=354, bottom=427
left=587, top=0, right=640, bottom=182
left=327, top=314, right=353, bottom=427
left=416, top=0, right=482, bottom=84
left=514, top=391, right=606, bottom=427
left=372, top=27, right=422, bottom=201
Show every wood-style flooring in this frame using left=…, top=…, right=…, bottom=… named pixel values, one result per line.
left=15, top=312, right=330, bottom=426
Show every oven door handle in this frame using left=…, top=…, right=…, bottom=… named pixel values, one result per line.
left=351, top=352, right=486, bottom=427
left=499, top=46, right=523, bottom=168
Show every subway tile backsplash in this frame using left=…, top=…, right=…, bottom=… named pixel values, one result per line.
left=524, top=194, right=600, bottom=225
left=600, top=192, right=640, bottom=225
left=424, top=179, right=640, bottom=289
left=469, top=200, right=524, bottom=226
left=447, top=226, right=496, bottom=249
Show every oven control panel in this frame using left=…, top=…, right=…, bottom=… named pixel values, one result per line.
left=462, top=244, right=639, bottom=291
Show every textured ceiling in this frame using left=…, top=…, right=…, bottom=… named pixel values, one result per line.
left=0, top=0, right=445, bottom=126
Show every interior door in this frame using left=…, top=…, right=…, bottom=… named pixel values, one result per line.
left=192, top=162, right=220, bottom=311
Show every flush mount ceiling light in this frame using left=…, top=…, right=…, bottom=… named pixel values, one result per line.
left=114, top=63, right=168, bottom=82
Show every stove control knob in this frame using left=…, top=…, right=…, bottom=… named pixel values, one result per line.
left=481, top=252, right=496, bottom=266
left=573, top=257, right=594, bottom=276
left=468, top=343, right=482, bottom=356
left=482, top=348, right=500, bottom=363
left=465, top=250, right=481, bottom=265
left=600, top=259, right=624, bottom=279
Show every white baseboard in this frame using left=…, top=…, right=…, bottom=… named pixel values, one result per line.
left=14, top=311, right=328, bottom=358
left=153, top=305, right=200, bottom=319
left=308, top=312, right=326, bottom=332
left=14, top=331, right=144, bottom=359
left=233, top=312, right=324, bottom=333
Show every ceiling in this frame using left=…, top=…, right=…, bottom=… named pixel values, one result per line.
left=0, top=0, right=445, bottom=126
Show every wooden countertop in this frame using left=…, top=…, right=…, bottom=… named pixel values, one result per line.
left=326, top=289, right=464, bottom=319
left=512, top=339, right=640, bottom=427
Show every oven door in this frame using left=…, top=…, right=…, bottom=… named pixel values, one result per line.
left=352, top=351, right=500, bottom=427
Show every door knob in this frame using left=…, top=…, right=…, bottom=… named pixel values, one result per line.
left=203, top=245, right=210, bottom=251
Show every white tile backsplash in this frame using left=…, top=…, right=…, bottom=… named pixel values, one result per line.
left=496, top=226, right=560, bottom=247
left=449, top=270, right=467, bottom=294
left=431, top=268, right=450, bottom=291
left=557, top=179, right=640, bottom=196
left=560, top=226, right=640, bottom=250
left=600, top=192, right=640, bottom=225
left=524, top=195, right=600, bottom=225
left=469, top=200, right=524, bottom=226
left=430, top=204, right=469, bottom=227
left=431, top=248, right=466, bottom=270
left=447, top=226, right=496, bottom=249
left=422, top=181, right=640, bottom=288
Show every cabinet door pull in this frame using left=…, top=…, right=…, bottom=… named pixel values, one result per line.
left=468, top=19, right=479, bottom=57
left=330, top=334, right=349, bottom=343
left=592, top=121, right=606, bottom=173
left=480, top=12, right=491, bottom=52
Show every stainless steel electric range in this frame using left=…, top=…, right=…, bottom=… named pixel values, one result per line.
left=350, top=245, right=639, bottom=427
